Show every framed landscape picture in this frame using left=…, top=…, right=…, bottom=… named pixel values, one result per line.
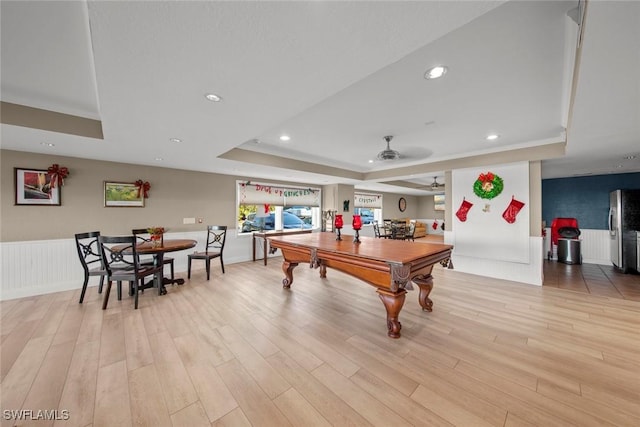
left=15, top=167, right=61, bottom=206
left=104, top=181, right=144, bottom=207
left=434, top=194, right=445, bottom=211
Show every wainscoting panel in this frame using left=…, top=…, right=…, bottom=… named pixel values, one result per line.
left=0, top=230, right=257, bottom=301
left=1, top=228, right=613, bottom=300
left=543, top=228, right=610, bottom=265
left=579, top=229, right=611, bottom=265
left=445, top=232, right=543, bottom=286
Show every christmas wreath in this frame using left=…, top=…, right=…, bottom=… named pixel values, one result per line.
left=473, top=171, right=503, bottom=200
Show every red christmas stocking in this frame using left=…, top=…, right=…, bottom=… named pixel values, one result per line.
left=455, top=198, right=473, bottom=222
left=502, top=197, right=525, bottom=224
left=432, top=221, right=438, bottom=230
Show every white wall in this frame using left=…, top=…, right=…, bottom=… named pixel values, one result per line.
left=449, top=162, right=542, bottom=286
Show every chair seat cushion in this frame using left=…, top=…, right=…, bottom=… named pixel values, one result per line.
left=89, top=267, right=107, bottom=276
left=109, top=265, right=162, bottom=281
left=189, top=251, right=220, bottom=259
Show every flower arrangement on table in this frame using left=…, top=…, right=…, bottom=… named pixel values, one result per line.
left=147, top=227, right=165, bottom=247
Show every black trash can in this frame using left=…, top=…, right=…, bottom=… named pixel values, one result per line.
left=557, top=227, right=581, bottom=265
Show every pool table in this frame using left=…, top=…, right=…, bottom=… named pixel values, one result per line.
left=268, top=232, right=453, bottom=338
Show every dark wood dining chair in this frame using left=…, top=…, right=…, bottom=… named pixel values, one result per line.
left=382, top=219, right=393, bottom=238
left=75, top=231, right=107, bottom=303
left=403, top=222, right=416, bottom=241
left=393, top=223, right=407, bottom=240
left=188, top=225, right=227, bottom=280
left=373, top=222, right=390, bottom=239
left=98, top=235, right=163, bottom=310
left=132, top=228, right=175, bottom=281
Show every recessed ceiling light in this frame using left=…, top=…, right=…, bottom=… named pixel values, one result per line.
left=624, top=155, right=636, bottom=160
left=280, top=135, right=291, bottom=141
left=368, top=160, right=374, bottom=163
left=486, top=134, right=499, bottom=141
left=424, top=65, right=448, bottom=80
left=169, top=138, right=182, bottom=143
left=204, top=93, right=222, bottom=102
left=40, top=142, right=55, bottom=147
left=615, top=164, right=623, bottom=168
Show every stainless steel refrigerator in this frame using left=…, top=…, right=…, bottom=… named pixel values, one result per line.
left=609, top=189, right=640, bottom=273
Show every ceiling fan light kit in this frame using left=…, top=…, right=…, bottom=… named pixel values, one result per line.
left=431, top=176, right=445, bottom=190
left=377, top=135, right=401, bottom=161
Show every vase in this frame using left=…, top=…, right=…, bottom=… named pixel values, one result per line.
left=151, top=235, right=163, bottom=247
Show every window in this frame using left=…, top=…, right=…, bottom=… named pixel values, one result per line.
left=237, top=181, right=321, bottom=234
left=354, top=193, right=383, bottom=225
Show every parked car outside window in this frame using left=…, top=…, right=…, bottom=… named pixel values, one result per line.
left=354, top=208, right=375, bottom=225
left=284, top=206, right=313, bottom=224
left=242, top=212, right=312, bottom=232
left=284, top=206, right=312, bottom=217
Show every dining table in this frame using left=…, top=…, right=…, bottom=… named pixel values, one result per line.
left=117, top=238, right=197, bottom=295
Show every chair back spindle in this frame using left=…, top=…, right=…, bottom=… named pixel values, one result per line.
left=188, top=225, right=227, bottom=280
left=98, top=235, right=163, bottom=309
left=75, top=231, right=107, bottom=303
left=205, top=225, right=227, bottom=254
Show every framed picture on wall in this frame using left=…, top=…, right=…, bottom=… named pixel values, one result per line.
left=434, top=194, right=445, bottom=211
left=14, top=167, right=61, bottom=206
left=104, top=181, right=145, bottom=207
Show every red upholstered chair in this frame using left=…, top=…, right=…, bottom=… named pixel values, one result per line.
left=188, top=226, right=227, bottom=280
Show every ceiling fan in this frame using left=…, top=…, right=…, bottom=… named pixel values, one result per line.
left=377, top=135, right=401, bottom=161
left=430, top=176, right=445, bottom=190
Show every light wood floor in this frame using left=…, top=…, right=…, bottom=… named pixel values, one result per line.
left=543, top=261, right=640, bottom=301
left=2, top=257, right=639, bottom=426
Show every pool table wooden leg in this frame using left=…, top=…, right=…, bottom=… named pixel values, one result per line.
left=377, top=288, right=407, bottom=339
left=319, top=263, right=327, bottom=278
left=413, top=274, right=434, bottom=311
left=282, top=261, right=298, bottom=288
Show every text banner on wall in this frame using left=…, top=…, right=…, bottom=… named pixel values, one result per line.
left=283, top=188, right=320, bottom=206
left=354, top=193, right=382, bottom=208
left=238, top=182, right=320, bottom=206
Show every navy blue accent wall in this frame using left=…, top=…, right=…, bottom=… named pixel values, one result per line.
left=542, top=172, right=640, bottom=230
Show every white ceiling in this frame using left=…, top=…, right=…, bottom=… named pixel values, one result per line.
left=2, top=1, right=639, bottom=196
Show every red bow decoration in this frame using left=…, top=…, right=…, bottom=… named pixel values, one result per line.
left=135, top=180, right=150, bottom=198
left=478, top=172, right=495, bottom=183
left=47, top=164, right=69, bottom=188
left=264, top=204, right=270, bottom=214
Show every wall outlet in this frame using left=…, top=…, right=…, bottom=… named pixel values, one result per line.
left=183, top=217, right=196, bottom=224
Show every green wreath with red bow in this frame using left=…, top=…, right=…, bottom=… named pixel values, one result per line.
left=473, top=171, right=503, bottom=200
